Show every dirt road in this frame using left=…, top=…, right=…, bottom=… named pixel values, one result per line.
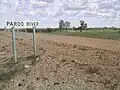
left=38, top=33, right=120, bottom=52
left=3, top=32, right=120, bottom=52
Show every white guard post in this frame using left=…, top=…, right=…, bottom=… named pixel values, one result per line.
left=12, top=27, right=17, bottom=63
left=33, top=27, right=36, bottom=56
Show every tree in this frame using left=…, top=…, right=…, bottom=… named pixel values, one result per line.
left=113, top=27, right=117, bottom=30
left=80, top=20, right=84, bottom=32
left=104, top=27, right=107, bottom=29
left=59, top=19, right=65, bottom=30
left=47, top=27, right=52, bottom=32
left=64, top=21, right=71, bottom=30
left=73, top=26, right=76, bottom=31
left=79, top=20, right=87, bottom=32
left=84, top=23, right=87, bottom=30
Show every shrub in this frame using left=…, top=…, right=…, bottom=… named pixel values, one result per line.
left=47, top=28, right=52, bottom=32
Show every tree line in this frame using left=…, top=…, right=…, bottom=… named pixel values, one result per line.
left=17, top=19, right=120, bottom=33
left=59, top=19, right=87, bottom=32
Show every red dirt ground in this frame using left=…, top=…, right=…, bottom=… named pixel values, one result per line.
left=0, top=31, right=120, bottom=90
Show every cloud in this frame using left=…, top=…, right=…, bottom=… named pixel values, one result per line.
left=98, top=3, right=114, bottom=9
left=114, top=5, right=120, bottom=10
left=38, top=0, right=55, bottom=3
left=64, top=5, right=88, bottom=11
left=0, top=0, right=120, bottom=27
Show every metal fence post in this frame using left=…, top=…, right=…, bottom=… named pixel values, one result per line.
left=33, top=27, right=36, bottom=56
left=12, top=27, right=17, bottom=63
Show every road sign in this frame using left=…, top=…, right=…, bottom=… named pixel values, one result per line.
left=8, top=21, right=39, bottom=63
left=11, top=26, right=37, bottom=63
left=5, top=21, right=40, bottom=28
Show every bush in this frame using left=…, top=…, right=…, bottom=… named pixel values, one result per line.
left=26, top=28, right=33, bottom=33
left=73, top=27, right=76, bottom=30
left=47, top=28, right=52, bottom=32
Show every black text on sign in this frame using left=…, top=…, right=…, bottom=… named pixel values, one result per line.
left=6, top=21, right=24, bottom=27
left=26, top=22, right=39, bottom=27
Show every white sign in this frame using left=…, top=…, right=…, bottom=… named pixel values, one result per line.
left=5, top=21, right=40, bottom=28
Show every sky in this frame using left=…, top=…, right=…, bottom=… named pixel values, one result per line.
left=0, top=0, right=120, bottom=28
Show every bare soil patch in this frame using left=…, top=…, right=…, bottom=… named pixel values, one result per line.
left=0, top=31, right=120, bottom=90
